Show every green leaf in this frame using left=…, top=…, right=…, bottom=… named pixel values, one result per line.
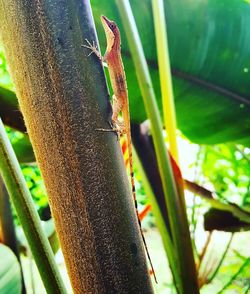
left=0, top=244, right=22, bottom=294
left=91, top=0, right=250, bottom=145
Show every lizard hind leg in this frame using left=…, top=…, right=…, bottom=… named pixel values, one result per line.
left=112, top=120, right=126, bottom=136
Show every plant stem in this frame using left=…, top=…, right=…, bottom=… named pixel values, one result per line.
left=207, top=233, right=234, bottom=283
left=151, top=0, right=179, bottom=163
left=116, top=1, right=199, bottom=292
left=133, top=147, right=177, bottom=285
left=0, top=119, right=67, bottom=294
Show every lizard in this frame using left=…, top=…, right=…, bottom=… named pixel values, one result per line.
left=84, top=15, right=157, bottom=283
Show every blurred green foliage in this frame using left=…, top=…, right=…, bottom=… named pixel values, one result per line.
left=0, top=46, right=14, bottom=90
left=21, top=165, right=48, bottom=213
left=193, top=144, right=250, bottom=292
left=202, top=144, right=250, bottom=208
left=10, top=161, right=49, bottom=223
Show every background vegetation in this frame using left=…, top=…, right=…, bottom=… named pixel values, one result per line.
left=0, top=0, right=250, bottom=293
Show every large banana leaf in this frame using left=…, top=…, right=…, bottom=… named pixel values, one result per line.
left=92, top=0, right=250, bottom=145
left=1, top=0, right=250, bottom=146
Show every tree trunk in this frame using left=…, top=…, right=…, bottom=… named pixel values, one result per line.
left=0, top=1, right=153, bottom=293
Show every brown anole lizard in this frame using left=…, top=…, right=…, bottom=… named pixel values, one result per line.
left=84, top=15, right=157, bottom=283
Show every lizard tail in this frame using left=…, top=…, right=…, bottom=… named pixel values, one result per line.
left=126, top=129, right=158, bottom=284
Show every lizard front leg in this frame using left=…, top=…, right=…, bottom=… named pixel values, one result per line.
left=82, top=39, right=104, bottom=61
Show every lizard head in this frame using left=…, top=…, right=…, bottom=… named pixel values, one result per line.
left=101, top=15, right=121, bottom=51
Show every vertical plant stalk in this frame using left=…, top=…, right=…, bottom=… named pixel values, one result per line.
left=0, top=1, right=153, bottom=293
left=197, top=232, right=213, bottom=272
left=131, top=123, right=172, bottom=233
left=190, top=147, right=203, bottom=258
left=116, top=1, right=199, bottom=293
left=151, top=0, right=179, bottom=163
left=0, top=119, right=67, bottom=294
left=133, top=147, right=177, bottom=283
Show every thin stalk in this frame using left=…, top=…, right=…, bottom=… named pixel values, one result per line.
left=233, top=249, right=250, bottom=261
left=197, top=232, right=213, bottom=271
left=198, top=249, right=217, bottom=288
left=151, top=0, right=179, bottom=163
left=234, top=145, right=250, bottom=163
left=190, top=147, right=203, bottom=259
left=116, top=1, right=199, bottom=293
left=207, top=233, right=234, bottom=283
left=0, top=119, right=67, bottom=294
left=133, top=147, right=177, bottom=285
